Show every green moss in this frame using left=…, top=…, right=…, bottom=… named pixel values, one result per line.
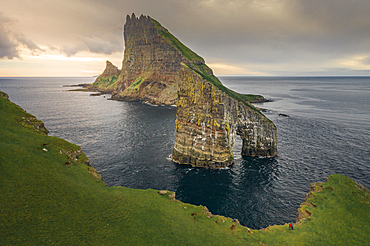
left=126, top=76, right=146, bottom=92
left=92, top=75, right=118, bottom=89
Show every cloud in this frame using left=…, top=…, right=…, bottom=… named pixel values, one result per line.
left=0, top=12, right=20, bottom=59
left=2, top=0, right=370, bottom=75
left=291, top=68, right=370, bottom=76
left=83, top=33, right=123, bottom=55
left=13, top=33, right=43, bottom=54
left=61, top=33, right=123, bottom=57
left=0, top=11, right=43, bottom=59
left=363, top=56, right=370, bottom=65
left=336, top=55, right=370, bottom=71
left=0, top=29, right=20, bottom=59
left=61, top=43, right=87, bottom=57
left=32, top=54, right=104, bottom=62
left=208, top=63, right=268, bottom=75
left=80, top=70, right=102, bottom=74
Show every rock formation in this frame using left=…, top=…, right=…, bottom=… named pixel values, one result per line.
left=92, top=61, right=121, bottom=93
left=172, top=64, right=277, bottom=168
left=93, top=13, right=207, bottom=105
left=92, top=14, right=277, bottom=167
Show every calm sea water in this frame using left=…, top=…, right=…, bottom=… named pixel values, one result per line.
left=1, top=76, right=369, bottom=229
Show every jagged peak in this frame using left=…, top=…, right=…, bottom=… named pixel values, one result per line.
left=101, top=60, right=120, bottom=77
left=105, top=60, right=114, bottom=66
left=104, top=60, right=118, bottom=68
left=126, top=13, right=150, bottom=23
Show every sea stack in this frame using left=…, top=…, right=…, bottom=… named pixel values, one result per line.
left=172, top=64, right=277, bottom=168
left=92, top=14, right=277, bottom=167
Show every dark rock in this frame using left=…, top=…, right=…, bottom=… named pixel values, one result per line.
left=158, top=190, right=168, bottom=195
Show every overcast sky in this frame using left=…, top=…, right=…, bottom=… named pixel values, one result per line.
left=1, top=0, right=370, bottom=76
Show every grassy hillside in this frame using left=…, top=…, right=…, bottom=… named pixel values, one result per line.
left=0, top=92, right=260, bottom=245
left=1, top=91, right=369, bottom=245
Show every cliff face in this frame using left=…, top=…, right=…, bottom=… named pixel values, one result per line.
left=92, top=14, right=277, bottom=166
left=172, top=65, right=277, bottom=168
left=92, top=14, right=216, bottom=105
left=113, top=14, right=181, bottom=105
left=92, top=14, right=180, bottom=104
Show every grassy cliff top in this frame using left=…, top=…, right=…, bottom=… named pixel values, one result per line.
left=1, top=92, right=369, bottom=245
left=151, top=18, right=204, bottom=64
left=254, top=173, right=370, bottom=245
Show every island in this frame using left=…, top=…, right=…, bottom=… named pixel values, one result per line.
left=91, top=14, right=277, bottom=168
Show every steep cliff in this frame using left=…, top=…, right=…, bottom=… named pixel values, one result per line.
left=92, top=14, right=277, bottom=166
left=172, top=64, right=277, bottom=168
left=92, top=13, right=203, bottom=105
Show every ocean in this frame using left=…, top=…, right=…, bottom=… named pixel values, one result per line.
left=1, top=76, right=369, bottom=229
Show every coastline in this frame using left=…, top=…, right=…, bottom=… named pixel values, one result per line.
left=65, top=83, right=271, bottom=104
left=1, top=91, right=369, bottom=245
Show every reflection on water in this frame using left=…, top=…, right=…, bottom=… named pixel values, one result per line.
left=1, top=77, right=370, bottom=229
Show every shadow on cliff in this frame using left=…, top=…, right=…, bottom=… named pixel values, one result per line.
left=172, top=155, right=289, bottom=229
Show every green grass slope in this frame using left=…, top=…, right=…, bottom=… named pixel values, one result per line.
left=0, top=92, right=260, bottom=245
left=92, top=75, right=119, bottom=92
left=1, top=92, right=369, bottom=245
left=252, top=174, right=370, bottom=245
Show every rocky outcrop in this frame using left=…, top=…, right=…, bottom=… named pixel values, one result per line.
left=0, top=91, right=9, bottom=100
left=92, top=14, right=277, bottom=167
left=172, top=64, right=277, bottom=168
left=101, top=60, right=121, bottom=78
left=20, top=116, right=49, bottom=135
left=92, top=61, right=121, bottom=93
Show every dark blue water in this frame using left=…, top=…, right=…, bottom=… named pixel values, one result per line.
left=1, top=76, right=370, bottom=229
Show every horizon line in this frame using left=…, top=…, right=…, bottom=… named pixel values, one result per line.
left=2, top=75, right=370, bottom=78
